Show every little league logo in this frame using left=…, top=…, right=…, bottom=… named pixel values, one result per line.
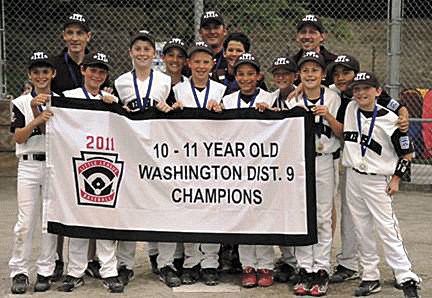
left=73, top=151, right=124, bottom=208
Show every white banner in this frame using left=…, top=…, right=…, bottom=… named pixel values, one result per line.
left=47, top=98, right=317, bottom=245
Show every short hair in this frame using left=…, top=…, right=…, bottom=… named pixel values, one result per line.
left=223, top=32, right=251, bottom=53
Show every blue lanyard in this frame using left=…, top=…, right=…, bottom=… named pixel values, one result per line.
left=132, top=69, right=153, bottom=110
left=356, top=101, right=378, bottom=158
left=82, top=87, right=102, bottom=100
left=63, top=52, right=79, bottom=86
left=190, top=79, right=210, bottom=109
left=237, top=89, right=260, bottom=108
left=31, top=89, right=53, bottom=112
left=303, top=87, right=325, bottom=138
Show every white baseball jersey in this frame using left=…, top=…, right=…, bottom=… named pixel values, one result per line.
left=115, top=70, right=171, bottom=105
left=63, top=87, right=119, bottom=103
left=342, top=101, right=412, bottom=176
left=222, top=88, right=273, bottom=109
left=173, top=78, right=226, bottom=108
left=289, top=86, right=341, bottom=154
left=11, top=92, right=59, bottom=156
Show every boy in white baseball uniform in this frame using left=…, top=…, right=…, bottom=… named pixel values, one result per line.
left=114, top=30, right=174, bottom=287
left=9, top=51, right=58, bottom=294
left=343, top=71, right=420, bottom=298
left=221, top=53, right=275, bottom=288
left=61, top=52, right=123, bottom=293
left=172, top=41, right=226, bottom=286
left=288, top=51, right=343, bottom=296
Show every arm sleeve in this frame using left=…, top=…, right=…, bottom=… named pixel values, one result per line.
left=391, top=129, right=414, bottom=157
left=10, top=105, right=26, bottom=133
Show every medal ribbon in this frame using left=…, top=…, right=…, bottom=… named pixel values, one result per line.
left=82, top=87, right=103, bottom=100
left=190, top=79, right=210, bottom=109
left=303, top=87, right=325, bottom=138
left=356, top=100, right=378, bottom=158
left=237, top=88, right=260, bottom=108
left=132, top=69, right=153, bottom=110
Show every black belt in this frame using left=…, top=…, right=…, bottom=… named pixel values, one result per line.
left=353, top=168, right=376, bottom=176
left=22, top=154, right=46, bottom=161
left=315, top=148, right=341, bottom=159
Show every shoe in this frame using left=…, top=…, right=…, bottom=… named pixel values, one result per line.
left=309, top=269, right=329, bottom=296
left=201, top=268, right=219, bottom=286
left=59, top=275, right=84, bottom=292
left=173, top=257, right=184, bottom=274
left=85, top=260, right=101, bottom=279
left=103, top=276, right=124, bottom=293
left=34, top=274, right=51, bottom=292
left=329, top=265, right=359, bottom=283
left=51, top=260, right=64, bottom=282
left=219, top=244, right=234, bottom=272
left=180, top=265, right=200, bottom=284
left=11, top=274, right=29, bottom=294
left=274, top=262, right=295, bottom=283
left=257, top=269, right=273, bottom=287
left=149, top=254, right=159, bottom=274
left=241, top=266, right=257, bottom=288
left=293, top=268, right=312, bottom=296
left=118, top=265, right=134, bottom=286
left=230, top=245, right=243, bottom=273
left=354, top=280, right=381, bottom=296
left=402, top=279, right=419, bottom=298
left=159, top=266, right=181, bottom=287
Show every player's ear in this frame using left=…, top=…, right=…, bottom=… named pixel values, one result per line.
left=86, top=31, right=92, bottom=43
left=376, top=87, right=382, bottom=96
left=320, top=32, right=327, bottom=43
left=52, top=69, right=57, bottom=79
left=80, top=65, right=86, bottom=76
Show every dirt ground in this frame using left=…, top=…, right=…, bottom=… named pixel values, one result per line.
left=0, top=153, right=430, bottom=297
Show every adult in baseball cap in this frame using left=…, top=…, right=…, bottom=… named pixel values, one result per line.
left=200, top=10, right=225, bottom=28
left=63, top=13, right=90, bottom=32
left=130, top=30, right=155, bottom=49
left=296, top=14, right=325, bottom=33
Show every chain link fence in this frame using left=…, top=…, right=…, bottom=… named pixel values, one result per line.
left=1, top=0, right=431, bottom=187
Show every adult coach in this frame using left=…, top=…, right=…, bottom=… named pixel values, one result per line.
left=292, top=14, right=337, bottom=86
left=199, top=10, right=228, bottom=74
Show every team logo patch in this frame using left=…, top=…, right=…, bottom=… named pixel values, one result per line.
left=73, top=151, right=124, bottom=208
left=387, top=98, right=400, bottom=111
left=399, top=136, right=410, bottom=150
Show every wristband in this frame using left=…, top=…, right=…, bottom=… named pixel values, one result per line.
left=394, top=158, right=411, bottom=178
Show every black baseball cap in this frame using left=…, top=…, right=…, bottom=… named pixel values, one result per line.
left=233, top=53, right=260, bottom=74
left=81, top=52, right=110, bottom=70
left=163, top=38, right=187, bottom=56
left=223, top=32, right=251, bottom=52
left=130, top=30, right=155, bottom=49
left=200, top=10, right=224, bottom=28
left=269, top=56, right=298, bottom=73
left=327, top=54, right=360, bottom=78
left=187, top=41, right=214, bottom=58
left=28, top=51, right=55, bottom=70
left=297, top=14, right=325, bottom=33
left=298, top=51, right=326, bottom=69
left=349, top=71, right=380, bottom=89
left=64, top=13, right=90, bottom=32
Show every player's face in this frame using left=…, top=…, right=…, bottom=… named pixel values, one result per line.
left=63, top=24, right=91, bottom=54
left=81, top=66, right=108, bottom=91
left=272, top=70, right=296, bottom=91
left=235, top=64, right=260, bottom=95
left=28, top=66, right=56, bottom=91
left=352, top=84, right=382, bottom=110
left=199, top=23, right=226, bottom=49
left=299, top=61, right=324, bottom=90
left=163, top=48, right=186, bottom=75
left=333, top=66, right=356, bottom=92
left=129, top=40, right=155, bottom=70
left=188, top=51, right=214, bottom=83
left=224, top=41, right=245, bottom=69
left=296, top=25, right=324, bottom=52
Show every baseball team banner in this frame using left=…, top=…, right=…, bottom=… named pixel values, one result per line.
left=46, top=97, right=317, bottom=246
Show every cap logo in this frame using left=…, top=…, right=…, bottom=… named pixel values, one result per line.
left=31, top=51, right=48, bottom=60
left=169, top=38, right=184, bottom=46
left=335, top=55, right=350, bottom=63
left=93, top=53, right=108, bottom=63
left=195, top=41, right=208, bottom=48
left=139, top=30, right=150, bottom=34
left=354, top=72, right=370, bottom=81
left=304, top=51, right=319, bottom=59
left=69, top=13, right=86, bottom=23
left=274, top=57, right=289, bottom=65
left=204, top=11, right=219, bottom=18
left=302, top=14, right=318, bottom=22
left=239, top=53, right=255, bottom=61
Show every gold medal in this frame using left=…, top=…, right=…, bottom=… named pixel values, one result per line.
left=359, top=158, right=368, bottom=171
